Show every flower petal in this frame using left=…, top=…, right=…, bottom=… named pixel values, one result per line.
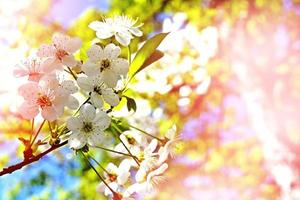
left=117, top=171, right=130, bottom=185
left=19, top=102, right=39, bottom=119
left=89, top=21, right=114, bottom=39
left=42, top=57, right=63, bottom=73
left=82, top=61, right=99, bottom=76
left=61, top=80, right=78, bottom=94
left=65, top=37, right=82, bottom=53
left=52, top=33, right=69, bottom=50
left=145, top=139, right=158, bottom=154
left=67, top=117, right=82, bottom=132
left=106, top=163, right=118, bottom=174
left=103, top=43, right=121, bottom=59
left=93, top=110, right=111, bottom=130
left=13, top=64, right=28, bottom=78
left=146, top=163, right=168, bottom=183
left=129, top=27, right=143, bottom=37
left=69, top=132, right=87, bottom=150
left=62, top=55, right=77, bottom=67
left=18, top=82, right=39, bottom=102
left=66, top=95, right=79, bottom=110
left=91, top=92, right=104, bottom=108
left=112, top=58, right=129, bottom=76
left=77, top=76, right=94, bottom=91
left=41, top=106, right=59, bottom=121
left=102, top=88, right=120, bottom=106
left=115, top=31, right=131, bottom=46
left=119, top=159, right=132, bottom=172
left=87, top=44, right=104, bottom=62
left=87, top=131, right=104, bottom=146
left=101, top=70, right=119, bottom=88
left=135, top=167, right=147, bottom=183
left=80, top=104, right=96, bottom=121
left=37, top=44, right=56, bottom=57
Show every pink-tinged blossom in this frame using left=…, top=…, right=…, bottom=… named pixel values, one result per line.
left=18, top=77, right=78, bottom=121
left=13, top=59, right=45, bottom=82
left=37, top=33, right=82, bottom=72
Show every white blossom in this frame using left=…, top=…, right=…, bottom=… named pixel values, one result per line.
left=97, top=159, right=131, bottom=197
left=114, top=130, right=148, bottom=156
left=126, top=163, right=168, bottom=196
left=158, top=125, right=180, bottom=164
left=82, top=44, right=128, bottom=88
left=77, top=74, right=120, bottom=108
left=89, top=15, right=143, bottom=46
left=67, top=104, right=111, bottom=149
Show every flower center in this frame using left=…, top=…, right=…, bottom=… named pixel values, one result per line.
left=137, top=152, right=144, bottom=161
left=82, top=122, right=94, bottom=133
left=56, top=49, right=68, bottom=60
left=100, top=59, right=111, bottom=72
left=93, top=86, right=102, bottom=94
left=108, top=173, right=117, bottom=182
left=126, top=135, right=135, bottom=145
left=37, top=95, right=52, bottom=108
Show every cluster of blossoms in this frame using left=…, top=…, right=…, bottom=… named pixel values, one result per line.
left=13, top=15, right=177, bottom=199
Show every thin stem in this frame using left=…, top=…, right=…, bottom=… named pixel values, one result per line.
left=81, top=152, right=115, bottom=194
left=88, top=154, right=109, bottom=174
left=112, top=124, right=140, bottom=166
left=30, top=120, right=46, bottom=147
left=127, top=45, right=131, bottom=65
left=48, top=121, right=57, bottom=138
left=29, top=118, right=34, bottom=142
left=67, top=67, right=77, bottom=80
left=74, top=97, right=91, bottom=115
left=48, top=121, right=53, bottom=133
left=129, top=124, right=164, bottom=142
left=92, top=145, right=135, bottom=157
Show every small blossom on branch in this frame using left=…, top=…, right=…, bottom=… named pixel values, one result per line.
left=67, top=104, right=111, bottom=150
left=82, top=43, right=128, bottom=88
left=37, top=33, right=82, bottom=72
left=89, top=15, right=143, bottom=46
left=77, top=74, right=120, bottom=108
left=13, top=58, right=45, bottom=82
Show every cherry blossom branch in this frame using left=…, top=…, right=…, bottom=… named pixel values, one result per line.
left=0, top=140, right=68, bottom=177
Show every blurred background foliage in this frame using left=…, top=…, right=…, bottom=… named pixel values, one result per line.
left=1, top=0, right=300, bottom=199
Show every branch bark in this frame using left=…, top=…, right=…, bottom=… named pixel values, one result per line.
left=0, top=140, right=68, bottom=176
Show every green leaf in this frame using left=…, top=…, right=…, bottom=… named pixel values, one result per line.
left=129, top=32, right=169, bottom=78
left=125, top=96, right=137, bottom=112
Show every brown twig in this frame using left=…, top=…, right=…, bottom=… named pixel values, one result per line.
left=0, top=140, right=68, bottom=176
